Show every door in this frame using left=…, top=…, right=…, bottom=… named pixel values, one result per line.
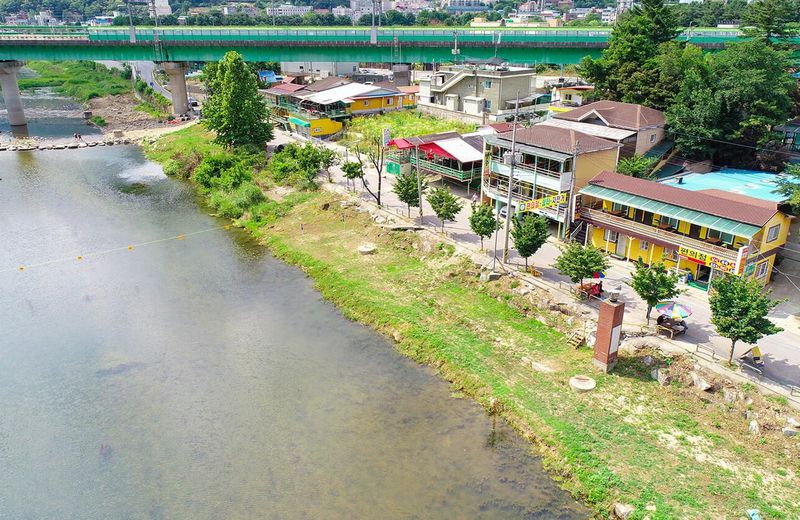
left=689, top=224, right=702, bottom=239
left=615, top=234, right=628, bottom=258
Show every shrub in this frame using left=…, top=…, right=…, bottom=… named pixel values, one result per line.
left=207, top=191, right=244, bottom=218
left=233, top=181, right=266, bottom=209
left=192, top=153, right=238, bottom=190
left=162, top=159, right=182, bottom=177
left=216, top=163, right=253, bottom=191
left=89, top=115, right=106, bottom=127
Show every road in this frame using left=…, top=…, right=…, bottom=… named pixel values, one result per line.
left=132, top=61, right=172, bottom=100
left=272, top=129, right=800, bottom=389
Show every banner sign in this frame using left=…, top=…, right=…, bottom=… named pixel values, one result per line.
left=518, top=192, right=567, bottom=213
left=678, top=245, right=736, bottom=273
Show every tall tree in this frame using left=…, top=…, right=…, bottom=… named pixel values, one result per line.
left=427, top=186, right=463, bottom=233
left=393, top=170, right=427, bottom=217
left=743, top=0, right=800, bottom=45
left=202, top=51, right=273, bottom=148
left=510, top=213, right=549, bottom=270
left=628, top=260, right=680, bottom=321
left=617, top=154, right=655, bottom=178
left=469, top=203, right=500, bottom=250
left=554, top=243, right=610, bottom=287
left=665, top=67, right=722, bottom=159
left=341, top=161, right=363, bottom=192
left=708, top=274, right=782, bottom=363
left=776, top=163, right=800, bottom=213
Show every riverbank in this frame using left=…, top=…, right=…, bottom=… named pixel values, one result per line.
left=145, top=125, right=800, bottom=519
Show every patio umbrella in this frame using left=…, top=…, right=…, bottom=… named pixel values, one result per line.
left=655, top=301, right=692, bottom=319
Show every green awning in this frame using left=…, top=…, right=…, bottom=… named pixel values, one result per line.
left=580, top=184, right=761, bottom=239
left=288, top=117, right=310, bottom=127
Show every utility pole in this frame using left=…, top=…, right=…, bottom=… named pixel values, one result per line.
left=415, top=145, right=423, bottom=222
left=126, top=0, right=136, bottom=43
left=501, top=91, right=520, bottom=263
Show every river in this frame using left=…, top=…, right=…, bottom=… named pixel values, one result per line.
left=0, top=93, right=588, bottom=519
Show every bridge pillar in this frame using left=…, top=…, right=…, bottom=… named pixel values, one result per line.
left=163, top=62, right=189, bottom=115
left=0, top=60, right=27, bottom=127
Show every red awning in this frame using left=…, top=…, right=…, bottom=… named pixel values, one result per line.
left=419, top=142, right=457, bottom=161
left=388, top=138, right=414, bottom=150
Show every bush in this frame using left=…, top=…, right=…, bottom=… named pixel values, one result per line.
left=162, top=159, right=182, bottom=177
left=193, top=153, right=238, bottom=190
left=216, top=163, right=252, bottom=191
left=207, top=191, right=244, bottom=218
left=233, top=181, right=266, bottom=208
left=90, top=115, right=106, bottom=127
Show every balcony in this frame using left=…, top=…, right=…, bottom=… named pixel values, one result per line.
left=580, top=208, right=739, bottom=263
left=489, top=159, right=564, bottom=192
left=388, top=153, right=480, bottom=182
left=482, top=177, right=564, bottom=221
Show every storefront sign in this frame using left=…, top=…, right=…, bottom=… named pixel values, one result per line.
left=517, top=192, right=567, bottom=213
left=678, top=245, right=736, bottom=273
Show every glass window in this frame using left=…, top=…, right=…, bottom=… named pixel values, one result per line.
left=484, top=100, right=492, bottom=110
left=663, top=248, right=678, bottom=262
left=660, top=216, right=679, bottom=230
left=386, top=98, right=393, bottom=105
left=707, top=228, right=734, bottom=245
left=483, top=79, right=492, bottom=88
left=755, top=260, right=769, bottom=279
left=640, top=241, right=649, bottom=251
left=767, top=224, right=781, bottom=242
left=363, top=101, right=369, bottom=106
left=603, top=229, right=618, bottom=243
left=611, top=203, right=628, bottom=214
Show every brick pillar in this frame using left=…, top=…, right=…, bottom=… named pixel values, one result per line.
left=593, top=299, right=625, bottom=373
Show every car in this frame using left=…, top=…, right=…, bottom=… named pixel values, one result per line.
left=188, top=97, right=200, bottom=107
left=275, top=144, right=285, bottom=153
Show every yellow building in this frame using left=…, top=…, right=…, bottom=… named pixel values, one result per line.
left=578, top=171, right=791, bottom=288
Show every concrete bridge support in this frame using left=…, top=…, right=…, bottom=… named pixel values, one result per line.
left=163, top=62, right=189, bottom=115
left=0, top=60, right=27, bottom=127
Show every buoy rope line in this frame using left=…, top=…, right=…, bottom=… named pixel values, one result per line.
left=2, top=224, right=231, bottom=274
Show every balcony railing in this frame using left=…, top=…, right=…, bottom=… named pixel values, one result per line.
left=482, top=180, right=563, bottom=221
left=580, top=208, right=739, bottom=263
left=489, top=157, right=562, bottom=180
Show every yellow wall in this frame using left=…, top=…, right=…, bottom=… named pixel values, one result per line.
left=402, top=94, right=416, bottom=107
left=348, top=95, right=405, bottom=115
left=309, top=117, right=343, bottom=137
left=574, top=148, right=618, bottom=190
left=634, top=127, right=666, bottom=155
left=755, top=212, right=791, bottom=253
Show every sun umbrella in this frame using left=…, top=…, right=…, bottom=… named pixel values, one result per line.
left=655, top=301, right=692, bottom=319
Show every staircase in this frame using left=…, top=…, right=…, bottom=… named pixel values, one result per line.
left=566, top=331, right=584, bottom=349
left=568, top=221, right=587, bottom=245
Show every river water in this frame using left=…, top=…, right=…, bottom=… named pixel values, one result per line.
left=0, top=95, right=588, bottom=519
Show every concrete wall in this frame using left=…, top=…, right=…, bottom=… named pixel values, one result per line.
left=417, top=102, right=487, bottom=124
left=634, top=127, right=665, bottom=155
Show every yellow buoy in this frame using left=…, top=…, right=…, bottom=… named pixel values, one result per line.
left=77, top=256, right=83, bottom=261
left=177, top=235, right=184, bottom=241
left=128, top=245, right=134, bottom=250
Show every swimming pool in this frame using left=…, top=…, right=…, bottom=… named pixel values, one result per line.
left=661, top=168, right=790, bottom=202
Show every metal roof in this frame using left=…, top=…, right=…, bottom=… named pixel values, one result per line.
left=297, top=83, right=380, bottom=105
left=539, top=118, right=635, bottom=142
left=434, top=137, right=483, bottom=163
left=580, top=184, right=762, bottom=239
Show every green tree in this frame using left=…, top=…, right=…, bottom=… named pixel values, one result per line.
left=628, top=260, right=680, bottom=321
left=393, top=169, right=428, bottom=217
left=665, top=67, right=723, bottom=158
left=554, top=242, right=610, bottom=286
left=202, top=51, right=273, bottom=148
left=469, top=203, right=500, bottom=249
left=617, top=154, right=655, bottom=178
left=319, top=147, right=339, bottom=183
left=743, top=0, right=800, bottom=45
left=776, top=163, right=800, bottom=213
left=510, top=213, right=549, bottom=270
left=427, top=186, right=463, bottom=233
left=341, top=161, right=363, bottom=191
left=708, top=274, right=782, bottom=363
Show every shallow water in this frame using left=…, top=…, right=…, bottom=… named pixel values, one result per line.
left=0, top=127, right=588, bottom=519
left=0, top=87, right=102, bottom=141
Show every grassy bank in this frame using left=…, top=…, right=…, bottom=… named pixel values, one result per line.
left=146, top=126, right=800, bottom=519
left=338, top=111, right=476, bottom=151
left=20, top=61, right=132, bottom=102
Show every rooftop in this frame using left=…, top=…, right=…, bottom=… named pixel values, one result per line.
left=661, top=169, right=789, bottom=203
left=496, top=125, right=620, bottom=155
left=587, top=171, right=778, bottom=228
left=554, top=100, right=665, bottom=131
left=538, top=118, right=635, bottom=142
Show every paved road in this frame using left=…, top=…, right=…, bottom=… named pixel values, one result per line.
left=132, top=61, right=171, bottom=100
left=271, top=129, right=800, bottom=389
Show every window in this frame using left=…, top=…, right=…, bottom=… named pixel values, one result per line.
left=611, top=202, right=628, bottom=214
left=640, top=241, right=649, bottom=251
left=483, top=79, right=493, bottom=89
left=650, top=133, right=657, bottom=143
left=663, top=248, right=678, bottom=262
left=565, top=93, right=573, bottom=101
left=766, top=224, right=781, bottom=243
left=386, top=98, right=393, bottom=105
left=603, top=229, right=618, bottom=243
left=313, top=127, right=321, bottom=133
left=755, top=260, right=769, bottom=279
left=660, top=216, right=679, bottom=230
left=707, top=228, right=734, bottom=245
left=484, top=100, right=492, bottom=110
left=363, top=101, right=370, bottom=107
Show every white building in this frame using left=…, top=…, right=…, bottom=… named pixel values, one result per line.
left=264, top=4, right=312, bottom=16
left=149, top=0, right=173, bottom=17
left=34, top=10, right=59, bottom=25
left=222, top=4, right=259, bottom=15
left=391, top=0, right=433, bottom=13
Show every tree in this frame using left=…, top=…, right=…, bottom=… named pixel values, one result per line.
left=628, top=260, right=680, bottom=321
left=427, top=186, right=463, bottom=233
left=319, top=147, right=339, bottom=183
left=202, top=51, right=273, bottom=148
left=665, top=67, right=723, bottom=159
left=393, top=169, right=427, bottom=217
left=341, top=161, right=363, bottom=192
left=554, top=242, right=610, bottom=286
left=469, top=203, right=500, bottom=250
left=617, top=154, right=655, bottom=178
left=776, top=163, right=800, bottom=213
left=743, top=0, right=800, bottom=45
left=510, top=213, right=549, bottom=270
left=708, top=274, right=782, bottom=363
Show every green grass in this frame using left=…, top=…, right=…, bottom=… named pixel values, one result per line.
left=144, top=124, right=224, bottom=164
left=147, top=127, right=800, bottom=520
left=89, top=115, right=107, bottom=127
left=135, top=102, right=166, bottom=119
left=338, top=110, right=477, bottom=151
left=19, top=61, right=132, bottom=102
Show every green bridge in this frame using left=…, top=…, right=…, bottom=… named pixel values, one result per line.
left=0, top=26, right=762, bottom=65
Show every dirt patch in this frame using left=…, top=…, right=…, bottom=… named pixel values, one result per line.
left=89, top=94, right=170, bottom=134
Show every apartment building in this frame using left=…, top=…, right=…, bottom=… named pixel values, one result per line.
left=264, top=4, right=312, bottom=16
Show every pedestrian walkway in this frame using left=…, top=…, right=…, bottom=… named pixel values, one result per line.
left=274, top=130, right=800, bottom=389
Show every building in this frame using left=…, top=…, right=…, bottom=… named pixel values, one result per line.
left=149, top=0, right=172, bottom=17
left=387, top=131, right=485, bottom=188
left=446, top=0, right=489, bottom=12
left=481, top=125, right=620, bottom=235
left=552, top=100, right=665, bottom=156
left=281, top=61, right=359, bottom=78
left=34, top=10, right=59, bottom=25
left=391, top=0, right=434, bottom=13
left=418, top=60, right=548, bottom=123
left=264, top=79, right=412, bottom=138
left=3, top=13, right=30, bottom=25
left=264, top=4, right=312, bottom=16
left=578, top=171, right=791, bottom=287
left=549, top=84, right=594, bottom=111
left=775, top=117, right=800, bottom=152
left=222, top=4, right=259, bottom=16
